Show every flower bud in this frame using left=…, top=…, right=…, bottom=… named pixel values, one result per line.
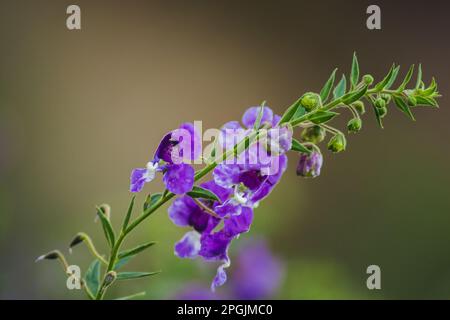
left=381, top=93, right=391, bottom=104
left=327, top=133, right=347, bottom=153
left=351, top=101, right=365, bottom=114
left=296, top=151, right=323, bottom=178
left=347, top=118, right=362, bottom=133
left=374, top=98, right=386, bottom=109
left=407, top=95, right=417, bottom=106
left=103, top=271, right=117, bottom=288
left=362, top=74, right=374, bottom=85
left=300, top=92, right=322, bottom=112
left=376, top=106, right=388, bottom=118
left=300, top=125, right=326, bottom=144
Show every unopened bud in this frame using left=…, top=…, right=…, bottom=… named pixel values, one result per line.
left=300, top=92, right=322, bottom=111
left=347, top=118, right=362, bottom=133
left=376, top=106, right=388, bottom=118
left=35, top=250, right=69, bottom=272
left=362, top=74, right=374, bottom=85
left=95, top=203, right=111, bottom=222
left=374, top=98, right=386, bottom=109
left=351, top=101, right=365, bottom=114
left=327, top=133, right=347, bottom=153
left=381, top=93, right=391, bottom=104
left=301, top=125, right=326, bottom=144
left=69, top=233, right=86, bottom=249
left=104, top=271, right=117, bottom=287
left=407, top=95, right=417, bottom=106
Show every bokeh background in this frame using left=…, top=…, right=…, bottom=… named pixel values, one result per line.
left=0, top=0, right=449, bottom=299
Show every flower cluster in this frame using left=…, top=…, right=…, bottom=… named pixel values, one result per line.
left=131, top=106, right=298, bottom=290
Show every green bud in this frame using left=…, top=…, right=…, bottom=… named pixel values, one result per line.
left=300, top=92, right=322, bottom=111
left=377, top=106, right=388, bottom=118
left=351, top=101, right=365, bottom=114
left=407, top=95, right=417, bottom=106
left=347, top=118, right=362, bottom=133
left=381, top=93, right=391, bottom=104
left=104, top=271, right=117, bottom=287
left=300, top=125, right=326, bottom=144
left=327, top=133, right=347, bottom=153
left=374, top=98, right=386, bottom=109
left=362, top=74, right=374, bottom=85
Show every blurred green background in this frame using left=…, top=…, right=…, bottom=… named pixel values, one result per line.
left=0, top=0, right=449, bottom=299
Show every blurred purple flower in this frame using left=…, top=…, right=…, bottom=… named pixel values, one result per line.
left=230, top=239, right=283, bottom=299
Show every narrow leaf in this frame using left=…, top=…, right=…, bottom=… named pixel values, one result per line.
left=122, top=195, right=135, bottom=232
left=375, top=64, right=395, bottom=91
left=320, top=68, right=337, bottom=103
left=144, top=193, right=163, bottom=211
left=422, top=78, right=437, bottom=96
left=350, top=52, right=359, bottom=88
left=415, top=64, right=422, bottom=89
left=116, top=271, right=161, bottom=281
left=84, top=259, right=101, bottom=296
left=385, top=65, right=400, bottom=90
left=414, top=96, right=438, bottom=107
left=333, top=74, right=347, bottom=99
left=308, top=110, right=339, bottom=124
left=118, top=241, right=157, bottom=260
left=393, top=96, right=415, bottom=121
left=279, top=97, right=302, bottom=124
left=253, top=102, right=266, bottom=130
left=114, top=256, right=132, bottom=271
left=341, top=84, right=368, bottom=105
left=96, top=206, right=116, bottom=247
left=291, top=139, right=312, bottom=154
left=187, top=186, right=220, bottom=202
left=397, top=64, right=415, bottom=92
left=369, top=96, right=384, bottom=129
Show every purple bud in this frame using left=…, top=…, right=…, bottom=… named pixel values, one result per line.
left=296, top=151, right=323, bottom=178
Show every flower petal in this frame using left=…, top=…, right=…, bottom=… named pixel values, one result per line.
left=130, top=168, right=147, bottom=193
left=213, top=164, right=242, bottom=189
left=211, top=259, right=230, bottom=291
left=199, top=231, right=231, bottom=261
left=242, top=106, right=273, bottom=129
left=223, top=206, right=253, bottom=236
left=200, top=180, right=233, bottom=203
left=175, top=231, right=201, bottom=259
left=168, top=196, right=213, bottom=232
left=163, top=163, right=195, bottom=194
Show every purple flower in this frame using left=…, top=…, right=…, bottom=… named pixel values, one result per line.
left=296, top=151, right=323, bottom=178
left=231, top=239, right=283, bottom=299
left=242, top=106, right=274, bottom=128
left=130, top=122, right=200, bottom=194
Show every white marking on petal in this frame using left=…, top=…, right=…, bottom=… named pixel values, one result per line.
left=143, top=162, right=159, bottom=182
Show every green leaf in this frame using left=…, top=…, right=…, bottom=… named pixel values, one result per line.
left=414, top=96, right=438, bottom=107
left=397, top=64, right=415, bottom=92
left=84, top=259, right=101, bottom=296
left=293, top=106, right=307, bottom=119
left=320, top=68, right=337, bottom=103
left=375, top=64, right=395, bottom=91
left=114, top=256, right=131, bottom=271
left=253, top=102, right=266, bottom=130
left=291, top=139, right=312, bottom=154
left=96, top=206, right=115, bottom=248
left=122, top=195, right=135, bottom=232
left=308, top=110, right=339, bottom=124
left=385, top=65, right=400, bottom=90
left=350, top=52, right=359, bottom=88
left=116, top=271, right=161, bottom=281
left=144, top=193, right=163, bottom=211
left=341, top=84, right=368, bottom=105
left=118, top=241, right=157, bottom=260
left=279, top=97, right=302, bottom=124
left=393, top=96, right=415, bottom=120
left=415, top=64, right=422, bottom=89
left=333, top=74, right=346, bottom=99
left=422, top=78, right=437, bottom=96
left=115, top=292, right=146, bottom=300
left=187, top=186, right=220, bottom=202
